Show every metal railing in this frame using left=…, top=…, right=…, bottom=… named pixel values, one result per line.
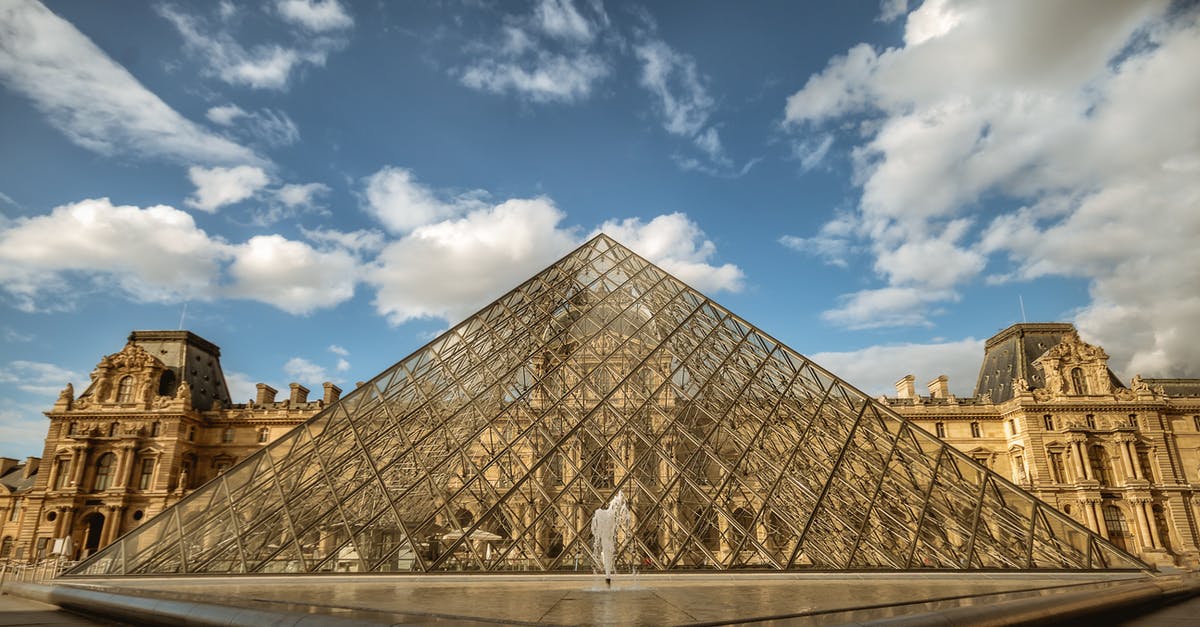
left=0, top=557, right=78, bottom=588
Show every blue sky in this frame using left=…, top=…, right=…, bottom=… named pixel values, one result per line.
left=1, top=0, right=1197, bottom=458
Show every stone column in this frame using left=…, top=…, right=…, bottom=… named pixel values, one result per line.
left=1117, top=437, right=1136, bottom=482
left=98, top=506, right=120, bottom=547
left=1131, top=499, right=1154, bottom=550
left=59, top=507, right=75, bottom=542
left=113, top=442, right=137, bottom=488
left=1145, top=502, right=1164, bottom=549
left=1127, top=441, right=1144, bottom=480
left=1091, top=501, right=1110, bottom=539
left=1083, top=500, right=1100, bottom=534
left=1070, top=440, right=1093, bottom=481
left=70, top=444, right=89, bottom=488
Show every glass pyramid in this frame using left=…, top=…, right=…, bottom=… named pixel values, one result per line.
left=71, top=235, right=1145, bottom=575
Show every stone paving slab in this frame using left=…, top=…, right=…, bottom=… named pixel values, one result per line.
left=0, top=593, right=113, bottom=626
left=56, top=571, right=1148, bottom=625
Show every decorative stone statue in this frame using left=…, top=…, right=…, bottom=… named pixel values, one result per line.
left=1132, top=375, right=1151, bottom=393
left=58, top=382, right=74, bottom=402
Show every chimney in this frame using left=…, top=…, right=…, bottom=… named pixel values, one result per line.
left=895, top=375, right=916, bottom=399
left=289, top=383, right=310, bottom=405
left=0, top=457, right=17, bottom=476
left=323, top=382, right=342, bottom=404
left=256, top=383, right=277, bottom=405
left=927, top=375, right=950, bottom=399
left=22, top=456, right=40, bottom=479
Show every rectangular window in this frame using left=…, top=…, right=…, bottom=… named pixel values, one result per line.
left=970, top=422, right=981, bottom=438
left=1014, top=455, right=1027, bottom=482
left=1137, top=449, right=1154, bottom=482
left=1085, top=414, right=1096, bottom=429
left=1050, top=452, right=1067, bottom=483
left=222, top=428, right=234, bottom=443
left=7, top=498, right=19, bottom=522
left=1043, top=414, right=1054, bottom=430
left=138, top=459, right=155, bottom=490
left=935, top=422, right=945, bottom=438
left=35, top=537, right=48, bottom=558
left=1194, top=416, right=1200, bottom=431
left=53, top=459, right=70, bottom=490
left=1128, top=414, right=1138, bottom=429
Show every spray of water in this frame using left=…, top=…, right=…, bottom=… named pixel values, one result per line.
left=590, top=490, right=630, bottom=586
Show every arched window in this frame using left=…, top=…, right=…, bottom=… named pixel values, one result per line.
left=93, top=453, right=116, bottom=491
left=1103, top=505, right=1130, bottom=552
left=116, top=375, right=135, bottom=403
left=0, top=536, right=11, bottom=558
left=730, top=507, right=754, bottom=552
left=1070, top=367, right=1087, bottom=395
left=257, top=427, right=269, bottom=443
left=454, top=509, right=474, bottom=529
left=157, top=370, right=176, bottom=396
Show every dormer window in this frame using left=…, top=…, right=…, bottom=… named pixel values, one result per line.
left=1070, top=367, right=1087, bottom=395
left=117, top=375, right=134, bottom=403
left=158, top=370, right=176, bottom=396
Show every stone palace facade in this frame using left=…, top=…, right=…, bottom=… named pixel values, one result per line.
left=2, top=323, right=1198, bottom=568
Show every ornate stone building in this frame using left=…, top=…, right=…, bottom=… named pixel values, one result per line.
left=4, top=321, right=1197, bottom=571
left=884, top=323, right=1200, bottom=568
left=0, top=331, right=333, bottom=563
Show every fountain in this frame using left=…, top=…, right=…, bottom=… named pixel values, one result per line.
left=590, top=490, right=630, bottom=587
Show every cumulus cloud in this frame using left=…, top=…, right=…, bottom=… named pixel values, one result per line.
left=226, top=235, right=359, bottom=315
left=275, top=0, right=353, bottom=33
left=0, top=0, right=261, bottom=166
left=0, top=197, right=363, bottom=316
left=595, top=213, right=744, bottom=294
left=0, top=198, right=229, bottom=310
left=361, top=167, right=487, bottom=234
left=328, top=344, right=349, bottom=356
left=811, top=337, right=984, bottom=397
left=780, top=1, right=1200, bottom=378
left=185, top=165, right=271, bottom=212
left=283, top=356, right=328, bottom=384
left=458, top=0, right=611, bottom=103
left=206, top=104, right=300, bottom=147
left=0, top=360, right=84, bottom=396
left=368, top=198, right=578, bottom=324
left=157, top=3, right=347, bottom=90
left=276, top=182, right=329, bottom=208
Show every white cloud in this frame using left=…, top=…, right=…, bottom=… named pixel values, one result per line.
left=276, top=182, right=329, bottom=208
left=222, top=370, right=261, bottom=404
left=535, top=0, right=596, bottom=42
left=185, top=165, right=271, bottom=212
left=791, top=133, right=834, bottom=172
left=779, top=211, right=858, bottom=268
left=635, top=40, right=715, bottom=139
left=458, top=0, right=610, bottom=103
left=368, top=198, right=578, bottom=325
left=275, top=0, right=353, bottom=33
left=226, top=235, right=359, bottom=315
left=0, top=406, right=50, bottom=459
left=877, top=0, right=908, bottom=23
left=362, top=167, right=485, bottom=234
left=206, top=104, right=300, bottom=147
left=780, top=1, right=1200, bottom=382
left=0, top=360, right=84, bottom=396
left=0, top=196, right=371, bottom=316
left=0, top=198, right=229, bottom=310
left=328, top=344, right=349, bottom=357
left=157, top=4, right=344, bottom=90
left=283, top=357, right=328, bottom=384
left=335, top=358, right=350, bottom=372
left=811, top=337, right=984, bottom=397
left=822, top=286, right=955, bottom=330
left=301, top=227, right=386, bottom=254
left=0, top=0, right=261, bottom=166
left=594, top=213, right=744, bottom=294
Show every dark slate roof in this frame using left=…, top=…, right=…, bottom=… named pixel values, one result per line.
left=1143, top=378, right=1200, bottom=398
left=128, top=331, right=233, bottom=411
left=0, top=465, right=36, bottom=493
left=973, top=323, right=1124, bottom=403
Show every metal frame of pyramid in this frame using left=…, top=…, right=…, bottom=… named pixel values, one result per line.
left=69, top=234, right=1146, bottom=575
